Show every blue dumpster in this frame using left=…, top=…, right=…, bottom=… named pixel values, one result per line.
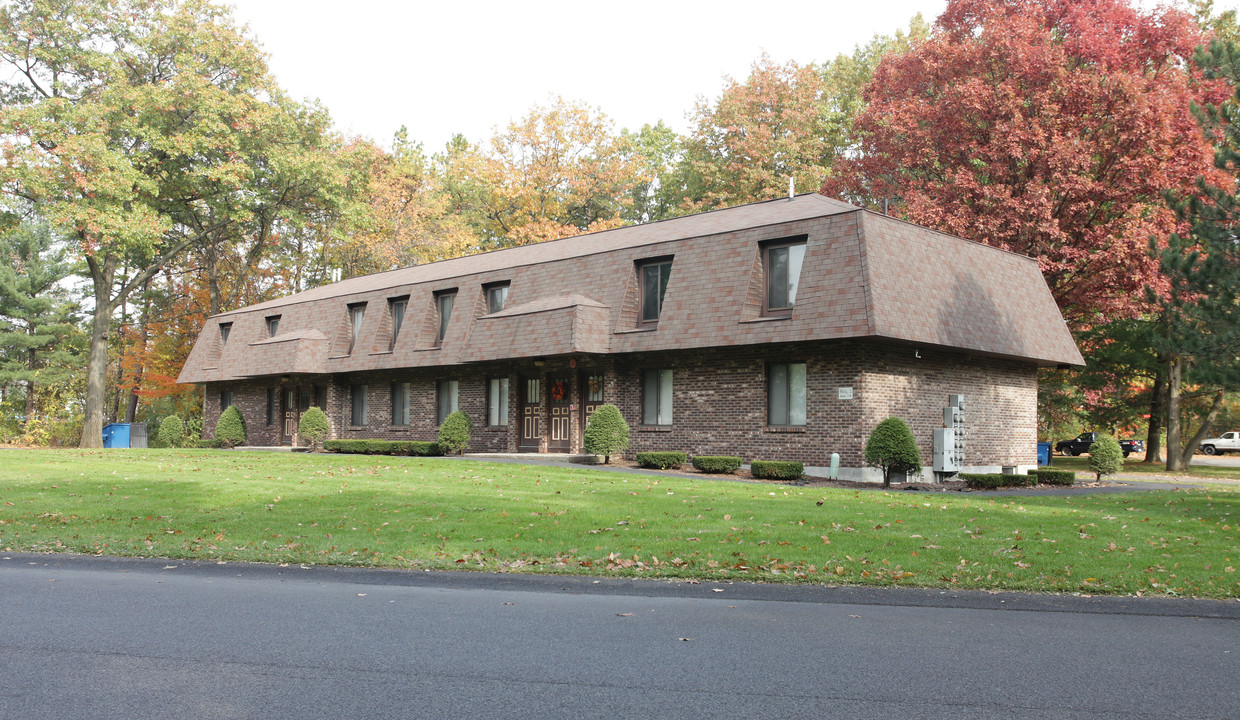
left=102, top=423, right=131, bottom=448
left=1037, top=441, right=1052, bottom=466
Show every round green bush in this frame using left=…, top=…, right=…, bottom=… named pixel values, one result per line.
left=636, top=451, right=686, bottom=469
left=583, top=404, right=630, bottom=462
left=750, top=460, right=804, bottom=481
left=157, top=415, right=185, bottom=448
left=438, top=410, right=473, bottom=455
left=298, top=406, right=330, bottom=450
left=215, top=405, right=247, bottom=448
left=1088, top=433, right=1124, bottom=480
left=864, top=417, right=922, bottom=487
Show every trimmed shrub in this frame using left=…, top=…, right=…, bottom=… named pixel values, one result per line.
left=438, top=411, right=473, bottom=455
left=750, top=460, right=804, bottom=481
left=1088, top=433, right=1124, bottom=480
left=215, top=406, right=247, bottom=448
left=691, top=455, right=742, bottom=474
left=864, top=417, right=922, bottom=487
left=1031, top=468, right=1076, bottom=486
left=298, top=406, right=330, bottom=450
left=184, top=415, right=203, bottom=444
left=157, top=415, right=185, bottom=448
left=583, top=404, right=630, bottom=463
left=194, top=438, right=223, bottom=449
left=636, top=451, right=686, bottom=469
left=323, top=440, right=443, bottom=456
left=959, top=472, right=1037, bottom=489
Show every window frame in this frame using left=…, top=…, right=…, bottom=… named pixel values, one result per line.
left=484, top=282, right=510, bottom=315
left=637, top=257, right=673, bottom=326
left=219, top=322, right=232, bottom=343
left=762, top=238, right=808, bottom=316
left=265, top=315, right=280, bottom=337
left=350, top=384, right=368, bottom=427
left=767, top=362, right=808, bottom=427
left=641, top=369, right=673, bottom=426
left=434, top=290, right=456, bottom=347
left=437, top=379, right=459, bottom=425
left=487, top=377, right=509, bottom=427
left=388, top=297, right=408, bottom=351
left=220, top=389, right=234, bottom=411
left=347, top=303, right=366, bottom=354
left=266, top=387, right=276, bottom=426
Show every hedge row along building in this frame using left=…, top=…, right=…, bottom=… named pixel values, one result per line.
left=177, top=193, right=1083, bottom=480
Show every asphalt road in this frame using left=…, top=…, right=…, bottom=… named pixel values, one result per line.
left=2, top=554, right=1237, bottom=720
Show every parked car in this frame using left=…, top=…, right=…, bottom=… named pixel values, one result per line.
left=1199, top=431, right=1240, bottom=456
left=1055, top=432, right=1146, bottom=458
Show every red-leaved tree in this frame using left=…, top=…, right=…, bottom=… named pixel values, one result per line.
left=823, top=0, right=1229, bottom=324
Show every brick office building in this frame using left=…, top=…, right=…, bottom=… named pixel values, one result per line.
left=177, top=193, right=1083, bottom=481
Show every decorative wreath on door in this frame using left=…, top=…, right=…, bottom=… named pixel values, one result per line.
left=550, top=380, right=567, bottom=401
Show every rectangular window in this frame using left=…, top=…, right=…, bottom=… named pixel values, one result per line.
left=435, top=292, right=455, bottom=346
left=768, top=363, right=807, bottom=427
left=220, top=322, right=232, bottom=343
left=389, top=298, right=407, bottom=350
left=265, top=316, right=280, bottom=337
left=638, top=259, right=672, bottom=324
left=220, top=390, right=234, bottom=411
left=641, top=369, right=673, bottom=425
left=485, top=282, right=509, bottom=314
left=764, top=240, right=807, bottom=313
left=350, top=384, right=368, bottom=426
left=314, top=385, right=327, bottom=411
left=488, top=377, right=509, bottom=426
left=391, top=382, right=409, bottom=425
left=437, top=379, right=459, bottom=424
left=348, top=303, right=366, bottom=353
left=299, top=386, right=311, bottom=412
left=266, top=388, right=275, bottom=425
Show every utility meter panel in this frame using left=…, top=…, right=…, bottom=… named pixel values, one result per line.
left=933, top=395, right=965, bottom=475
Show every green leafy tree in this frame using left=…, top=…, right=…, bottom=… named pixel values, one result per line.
left=0, top=0, right=341, bottom=447
left=437, top=410, right=472, bottom=455
left=864, top=417, right=922, bottom=487
left=157, top=415, right=184, bottom=448
left=1088, top=433, right=1124, bottom=480
left=215, top=405, right=247, bottom=448
left=0, top=221, right=80, bottom=433
left=583, top=404, right=630, bottom=463
left=298, top=406, right=329, bottom=451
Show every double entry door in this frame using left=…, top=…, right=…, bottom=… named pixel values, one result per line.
left=516, top=373, right=605, bottom=454
left=280, top=385, right=324, bottom=445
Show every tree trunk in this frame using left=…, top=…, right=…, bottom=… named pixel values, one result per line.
left=1165, top=357, right=1185, bottom=471
left=1144, top=367, right=1166, bottom=463
left=80, top=255, right=117, bottom=449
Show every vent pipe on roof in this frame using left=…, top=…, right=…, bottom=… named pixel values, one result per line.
left=788, top=176, right=795, bottom=199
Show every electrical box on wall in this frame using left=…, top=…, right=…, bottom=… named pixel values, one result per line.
left=933, top=394, right=965, bottom=477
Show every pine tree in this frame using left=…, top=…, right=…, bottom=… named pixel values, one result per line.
left=1152, top=39, right=1240, bottom=471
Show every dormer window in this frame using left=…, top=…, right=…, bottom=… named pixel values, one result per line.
left=435, top=290, right=456, bottom=346
left=348, top=303, right=366, bottom=353
left=388, top=297, right=407, bottom=350
left=265, top=315, right=280, bottom=337
left=638, top=258, right=672, bottom=325
left=219, top=322, right=232, bottom=343
left=764, top=239, right=806, bottom=315
left=485, top=282, right=509, bottom=314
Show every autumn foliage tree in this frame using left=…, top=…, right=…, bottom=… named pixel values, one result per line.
left=824, top=0, right=1228, bottom=324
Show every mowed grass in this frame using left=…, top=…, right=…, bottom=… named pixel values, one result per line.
left=1050, top=455, right=1240, bottom=483
left=1, top=449, right=1238, bottom=599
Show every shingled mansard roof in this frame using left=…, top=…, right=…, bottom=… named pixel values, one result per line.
left=178, top=193, right=1084, bottom=384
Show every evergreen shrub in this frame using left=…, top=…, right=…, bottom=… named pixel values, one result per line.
left=215, top=406, right=247, bottom=448
left=298, top=406, right=330, bottom=450
left=691, top=455, right=742, bottom=474
left=583, top=404, right=629, bottom=463
left=157, top=415, right=185, bottom=448
left=636, top=451, right=686, bottom=469
left=1031, top=468, right=1076, bottom=486
left=864, top=417, right=922, bottom=487
left=750, top=460, right=804, bottom=480
left=438, top=411, right=473, bottom=455
left=1088, top=434, right=1124, bottom=480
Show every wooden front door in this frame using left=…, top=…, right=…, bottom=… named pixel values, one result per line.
left=548, top=376, right=571, bottom=453
left=580, top=372, right=606, bottom=433
left=518, top=377, right=542, bottom=452
left=281, top=387, right=298, bottom=444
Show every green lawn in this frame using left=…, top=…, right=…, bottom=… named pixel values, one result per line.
left=2, top=449, right=1238, bottom=599
left=1049, top=455, right=1240, bottom=484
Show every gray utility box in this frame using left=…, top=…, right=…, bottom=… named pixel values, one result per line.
left=933, top=428, right=963, bottom=472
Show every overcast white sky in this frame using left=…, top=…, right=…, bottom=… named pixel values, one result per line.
left=225, top=0, right=950, bottom=150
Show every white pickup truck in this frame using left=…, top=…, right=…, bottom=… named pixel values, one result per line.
left=1200, top=431, right=1240, bottom=455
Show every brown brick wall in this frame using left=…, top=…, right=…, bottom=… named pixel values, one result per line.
left=202, top=339, right=1037, bottom=476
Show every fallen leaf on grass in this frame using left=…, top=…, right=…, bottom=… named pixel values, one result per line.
left=616, top=613, right=633, bottom=617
